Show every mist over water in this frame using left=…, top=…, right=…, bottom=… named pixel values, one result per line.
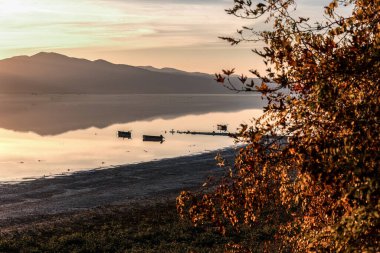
left=0, top=94, right=264, bottom=182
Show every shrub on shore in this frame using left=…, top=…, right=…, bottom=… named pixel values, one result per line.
left=177, top=0, right=380, bottom=251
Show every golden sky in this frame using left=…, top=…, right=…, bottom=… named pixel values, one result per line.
left=0, top=0, right=332, bottom=74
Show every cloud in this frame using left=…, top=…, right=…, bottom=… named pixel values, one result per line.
left=103, top=0, right=229, bottom=4
left=0, top=0, right=345, bottom=73
left=0, top=0, right=246, bottom=53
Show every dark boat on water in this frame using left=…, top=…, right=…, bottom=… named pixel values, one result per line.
left=143, top=135, right=164, bottom=143
left=118, top=131, right=132, bottom=139
left=217, top=124, right=228, bottom=131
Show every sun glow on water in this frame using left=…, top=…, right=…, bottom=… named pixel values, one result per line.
left=0, top=109, right=262, bottom=182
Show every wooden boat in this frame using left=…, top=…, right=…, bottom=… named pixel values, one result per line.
left=118, top=131, right=132, bottom=139
left=143, top=135, right=164, bottom=143
left=217, top=124, right=228, bottom=131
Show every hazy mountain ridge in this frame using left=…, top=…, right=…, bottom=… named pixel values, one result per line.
left=0, top=52, right=234, bottom=94
left=137, top=65, right=210, bottom=77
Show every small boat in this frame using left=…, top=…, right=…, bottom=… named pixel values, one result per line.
left=118, top=131, right=132, bottom=139
left=217, top=124, right=228, bottom=131
left=143, top=135, right=164, bottom=143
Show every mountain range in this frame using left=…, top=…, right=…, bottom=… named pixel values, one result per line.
left=0, top=52, right=238, bottom=94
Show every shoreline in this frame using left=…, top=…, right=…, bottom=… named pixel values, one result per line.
left=0, top=147, right=237, bottom=226
left=1, top=146, right=237, bottom=184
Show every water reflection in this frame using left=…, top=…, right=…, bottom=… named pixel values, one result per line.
left=0, top=94, right=265, bottom=136
left=0, top=94, right=265, bottom=182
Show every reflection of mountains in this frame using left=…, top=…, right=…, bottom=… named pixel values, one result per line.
left=0, top=95, right=265, bottom=136
left=0, top=52, right=263, bottom=135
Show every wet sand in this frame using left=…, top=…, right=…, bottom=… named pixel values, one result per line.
left=0, top=148, right=236, bottom=227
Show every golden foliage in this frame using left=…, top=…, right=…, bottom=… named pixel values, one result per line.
left=177, top=0, right=379, bottom=251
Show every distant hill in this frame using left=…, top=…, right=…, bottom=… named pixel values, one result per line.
left=137, top=65, right=210, bottom=77
left=0, top=52, right=240, bottom=94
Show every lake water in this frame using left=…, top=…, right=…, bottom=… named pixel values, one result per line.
left=0, top=94, right=265, bottom=182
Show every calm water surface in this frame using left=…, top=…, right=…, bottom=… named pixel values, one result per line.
left=0, top=94, right=264, bottom=182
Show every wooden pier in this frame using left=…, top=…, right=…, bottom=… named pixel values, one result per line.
left=176, top=130, right=232, bottom=137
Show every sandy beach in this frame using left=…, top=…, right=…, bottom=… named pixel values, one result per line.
left=0, top=148, right=236, bottom=227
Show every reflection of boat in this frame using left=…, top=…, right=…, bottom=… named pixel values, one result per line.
left=143, top=135, right=164, bottom=143
left=118, top=131, right=132, bottom=139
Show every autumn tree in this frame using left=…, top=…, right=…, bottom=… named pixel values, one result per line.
left=177, top=0, right=379, bottom=251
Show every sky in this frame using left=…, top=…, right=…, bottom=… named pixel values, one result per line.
left=0, top=0, right=336, bottom=74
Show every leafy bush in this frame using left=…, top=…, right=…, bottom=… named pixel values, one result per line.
left=177, top=1, right=380, bottom=251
